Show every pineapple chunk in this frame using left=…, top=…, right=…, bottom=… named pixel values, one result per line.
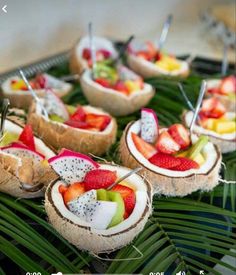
left=215, top=121, right=236, bottom=134
left=156, top=56, right=181, bottom=71
left=205, top=118, right=216, bottom=130
left=193, top=153, right=205, bottom=166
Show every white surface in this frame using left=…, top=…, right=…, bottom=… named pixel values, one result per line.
left=0, top=0, right=235, bottom=73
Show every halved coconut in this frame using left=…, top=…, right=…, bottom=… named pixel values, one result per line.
left=1, top=74, right=72, bottom=109
left=0, top=119, right=58, bottom=198
left=45, top=163, right=152, bottom=253
left=70, top=36, right=118, bottom=75
left=127, top=54, right=190, bottom=78
left=28, top=101, right=117, bottom=156
left=119, top=120, right=221, bottom=197
left=183, top=111, right=236, bottom=154
left=80, top=70, right=155, bottom=116
left=206, top=79, right=235, bottom=112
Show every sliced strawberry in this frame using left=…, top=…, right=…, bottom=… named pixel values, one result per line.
left=201, top=98, right=226, bottom=118
left=219, top=76, right=236, bottom=95
left=171, top=157, right=199, bottom=171
left=131, top=132, right=157, bottom=159
left=95, top=78, right=111, bottom=88
left=112, top=184, right=135, bottom=217
left=35, top=74, right=46, bottom=89
left=146, top=41, right=157, bottom=59
left=113, top=81, right=129, bottom=95
left=82, top=48, right=91, bottom=60
left=136, top=51, right=151, bottom=60
left=149, top=152, right=181, bottom=169
left=98, top=49, right=111, bottom=59
left=84, top=169, right=117, bottom=191
left=86, top=114, right=111, bottom=131
left=18, top=124, right=36, bottom=151
left=168, top=124, right=190, bottom=150
left=155, top=131, right=180, bottom=154
left=65, top=120, right=91, bottom=129
left=207, top=87, right=220, bottom=95
left=63, top=182, right=85, bottom=204
left=70, top=106, right=86, bottom=121
left=59, top=184, right=68, bottom=195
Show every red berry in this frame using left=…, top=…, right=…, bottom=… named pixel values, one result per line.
left=70, top=106, right=86, bottom=121
left=84, top=169, right=117, bottom=191
left=168, top=124, right=190, bottom=150
left=201, top=98, right=226, bottom=118
left=95, top=78, right=111, bottom=88
left=171, top=157, right=199, bottom=171
left=155, top=131, right=180, bottom=154
left=65, top=120, right=91, bottom=129
left=18, top=124, right=36, bottom=151
left=86, top=114, right=111, bottom=131
left=82, top=48, right=91, bottom=60
left=219, top=76, right=236, bottom=95
left=149, top=152, right=181, bottom=169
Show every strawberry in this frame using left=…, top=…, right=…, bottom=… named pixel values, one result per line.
left=207, top=87, right=220, bottom=95
left=95, top=78, right=110, bottom=88
left=63, top=182, right=85, bottom=204
left=65, top=120, right=91, bottom=129
left=146, top=41, right=157, bottom=59
left=112, top=184, right=135, bottom=217
left=131, top=132, right=157, bottom=159
left=35, top=74, right=46, bottom=89
left=149, top=152, right=181, bottom=169
left=84, top=169, right=117, bottom=191
left=137, top=51, right=151, bottom=60
left=168, top=124, right=190, bottom=149
left=171, top=157, right=199, bottom=171
left=219, top=76, right=236, bottom=95
left=18, top=124, right=36, bottom=151
left=82, top=48, right=91, bottom=60
left=58, top=184, right=68, bottom=195
left=86, top=114, right=111, bottom=131
left=70, top=106, right=86, bottom=121
left=155, top=131, right=180, bottom=154
left=98, top=49, right=111, bottom=59
left=113, top=81, right=129, bottom=95
left=200, top=98, right=226, bottom=118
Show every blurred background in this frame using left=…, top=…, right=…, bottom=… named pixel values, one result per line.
left=0, top=0, right=235, bottom=73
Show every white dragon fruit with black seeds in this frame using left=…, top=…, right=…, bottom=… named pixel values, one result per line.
left=141, top=108, right=159, bottom=143
left=67, top=190, right=97, bottom=220
left=85, top=201, right=117, bottom=230
left=48, top=149, right=99, bottom=184
left=1, top=142, right=44, bottom=162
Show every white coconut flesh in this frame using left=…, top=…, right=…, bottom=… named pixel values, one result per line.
left=126, top=120, right=218, bottom=177
left=0, top=119, right=55, bottom=159
left=82, top=70, right=153, bottom=99
left=36, top=102, right=115, bottom=135
left=131, top=55, right=189, bottom=76
left=50, top=164, right=149, bottom=235
left=184, top=111, right=236, bottom=140
left=76, top=36, right=118, bottom=66
left=206, top=79, right=221, bottom=90
left=1, top=75, right=71, bottom=96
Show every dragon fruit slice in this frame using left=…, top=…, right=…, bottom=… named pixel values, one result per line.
left=1, top=142, right=45, bottom=162
left=41, top=89, right=69, bottom=120
left=141, top=108, right=159, bottom=143
left=85, top=201, right=117, bottom=230
left=43, top=74, right=65, bottom=90
left=67, top=190, right=97, bottom=220
left=48, top=149, right=99, bottom=184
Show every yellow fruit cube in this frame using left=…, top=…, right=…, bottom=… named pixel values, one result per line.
left=11, top=80, right=27, bottom=91
left=215, top=121, right=236, bottom=134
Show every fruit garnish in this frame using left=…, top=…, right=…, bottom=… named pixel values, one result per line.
left=59, top=184, right=68, bottom=195
left=82, top=48, right=91, bottom=60
left=141, top=108, right=159, bottom=143
left=95, top=78, right=110, bottom=88
left=18, top=124, right=36, bottom=151
left=187, top=135, right=208, bottom=160
left=214, top=121, right=236, bottom=134
left=113, top=81, right=129, bottom=95
left=97, top=189, right=108, bottom=201
left=107, top=191, right=125, bottom=227
left=219, top=76, right=236, bottom=95
left=168, top=124, right=190, bottom=149
left=155, top=131, right=180, bottom=154
left=85, top=114, right=111, bottom=131
left=112, top=184, right=136, bottom=217
left=200, top=98, right=226, bottom=119
left=63, top=182, right=85, bottom=204
left=131, top=132, right=157, bottom=159
left=84, top=169, right=117, bottom=191
left=171, top=157, right=199, bottom=171
left=70, top=106, right=86, bottom=121
left=149, top=152, right=181, bottom=169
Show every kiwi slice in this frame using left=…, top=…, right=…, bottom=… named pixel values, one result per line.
left=49, top=114, right=65, bottom=123
left=188, top=135, right=209, bottom=160
left=0, top=131, right=19, bottom=147
left=97, top=189, right=108, bottom=201
left=66, top=105, right=76, bottom=115
left=107, top=191, right=125, bottom=227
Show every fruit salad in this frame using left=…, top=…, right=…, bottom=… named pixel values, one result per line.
left=129, top=41, right=182, bottom=72
left=50, top=105, right=112, bottom=132
left=82, top=47, right=113, bottom=67
left=207, top=75, right=236, bottom=101
left=93, top=64, right=144, bottom=95
left=199, top=98, right=236, bottom=134
left=131, top=108, right=209, bottom=171
left=58, top=168, right=136, bottom=230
